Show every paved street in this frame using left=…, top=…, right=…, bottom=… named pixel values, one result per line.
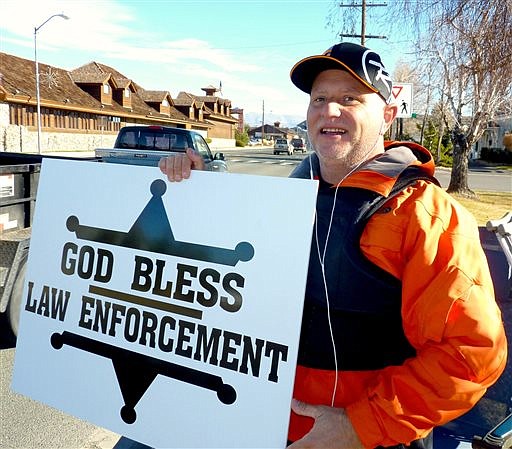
left=53, top=146, right=511, bottom=192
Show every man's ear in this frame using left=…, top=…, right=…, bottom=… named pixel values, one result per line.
left=382, top=103, right=398, bottom=132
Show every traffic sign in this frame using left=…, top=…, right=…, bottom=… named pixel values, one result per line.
left=392, top=83, right=413, bottom=118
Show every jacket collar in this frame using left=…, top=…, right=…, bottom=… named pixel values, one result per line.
left=299, top=141, right=435, bottom=197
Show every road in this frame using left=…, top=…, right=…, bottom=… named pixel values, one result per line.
left=223, top=148, right=511, bottom=192
left=0, top=148, right=510, bottom=449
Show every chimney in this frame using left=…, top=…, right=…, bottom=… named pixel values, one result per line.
left=274, top=121, right=281, bottom=128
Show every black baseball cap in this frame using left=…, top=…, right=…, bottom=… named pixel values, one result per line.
left=290, top=42, right=393, bottom=104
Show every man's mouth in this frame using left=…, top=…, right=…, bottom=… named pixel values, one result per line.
left=320, top=128, right=347, bottom=135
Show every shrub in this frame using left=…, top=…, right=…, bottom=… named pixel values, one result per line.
left=480, top=147, right=512, bottom=164
left=235, top=128, right=249, bottom=147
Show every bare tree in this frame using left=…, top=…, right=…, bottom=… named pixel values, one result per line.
left=431, top=1, right=512, bottom=195
left=328, top=0, right=512, bottom=196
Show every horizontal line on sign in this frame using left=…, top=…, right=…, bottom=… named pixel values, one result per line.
left=88, top=285, right=203, bottom=320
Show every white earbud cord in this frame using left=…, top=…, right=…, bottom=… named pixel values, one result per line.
left=309, top=130, right=383, bottom=407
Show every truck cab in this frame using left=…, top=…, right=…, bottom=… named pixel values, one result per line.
left=96, top=125, right=227, bottom=171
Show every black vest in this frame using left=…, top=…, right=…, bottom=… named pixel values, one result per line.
left=298, top=166, right=439, bottom=370
left=292, top=161, right=439, bottom=449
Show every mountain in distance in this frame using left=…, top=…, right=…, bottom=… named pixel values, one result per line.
left=243, top=111, right=305, bottom=129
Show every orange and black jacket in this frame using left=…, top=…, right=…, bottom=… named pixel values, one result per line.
left=289, top=142, right=507, bottom=448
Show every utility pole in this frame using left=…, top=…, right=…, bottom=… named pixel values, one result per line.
left=261, top=100, right=265, bottom=142
left=339, top=1, right=387, bottom=46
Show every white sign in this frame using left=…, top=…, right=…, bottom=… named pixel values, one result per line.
left=0, top=173, right=14, bottom=198
left=392, top=83, right=413, bottom=118
left=12, top=159, right=318, bottom=448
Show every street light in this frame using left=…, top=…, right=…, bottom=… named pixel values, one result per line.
left=34, top=13, right=69, bottom=154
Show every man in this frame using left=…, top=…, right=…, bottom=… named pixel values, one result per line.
left=159, top=43, right=507, bottom=449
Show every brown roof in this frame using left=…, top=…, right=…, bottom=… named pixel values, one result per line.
left=219, top=98, right=231, bottom=107
left=140, top=89, right=173, bottom=103
left=175, top=91, right=197, bottom=105
left=0, top=52, right=103, bottom=109
left=175, top=91, right=236, bottom=124
left=71, top=62, right=135, bottom=90
left=195, top=95, right=219, bottom=105
left=0, top=52, right=236, bottom=128
left=173, top=97, right=192, bottom=106
left=114, top=78, right=133, bottom=89
left=0, top=52, right=190, bottom=123
left=70, top=72, right=112, bottom=84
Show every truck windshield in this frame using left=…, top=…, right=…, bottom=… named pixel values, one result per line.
left=116, top=129, right=188, bottom=151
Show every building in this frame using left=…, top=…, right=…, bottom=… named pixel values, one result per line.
left=0, top=52, right=239, bottom=153
left=248, top=122, right=292, bottom=142
left=174, top=87, right=238, bottom=143
left=472, top=116, right=512, bottom=159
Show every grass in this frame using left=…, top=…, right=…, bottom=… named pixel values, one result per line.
left=450, top=191, right=512, bottom=225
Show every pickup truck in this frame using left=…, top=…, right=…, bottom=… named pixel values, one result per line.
left=0, top=148, right=511, bottom=448
left=95, top=125, right=227, bottom=171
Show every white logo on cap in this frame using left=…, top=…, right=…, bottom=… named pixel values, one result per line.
left=361, top=49, right=392, bottom=96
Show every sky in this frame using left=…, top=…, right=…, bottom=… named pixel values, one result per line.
left=0, top=0, right=416, bottom=127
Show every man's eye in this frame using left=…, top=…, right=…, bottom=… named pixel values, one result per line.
left=341, top=96, right=357, bottom=103
left=312, top=96, right=325, bottom=103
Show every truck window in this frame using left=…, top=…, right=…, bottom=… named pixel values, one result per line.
left=154, top=135, right=170, bottom=151
left=192, top=134, right=213, bottom=161
left=117, top=130, right=138, bottom=149
left=139, top=130, right=175, bottom=151
left=171, top=134, right=187, bottom=150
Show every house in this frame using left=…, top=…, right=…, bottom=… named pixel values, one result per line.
left=0, top=52, right=239, bottom=152
left=248, top=122, right=292, bottom=142
left=472, top=115, right=512, bottom=159
left=173, top=88, right=239, bottom=148
left=185, top=85, right=239, bottom=143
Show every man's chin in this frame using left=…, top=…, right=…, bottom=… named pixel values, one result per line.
left=314, top=143, right=352, bottom=160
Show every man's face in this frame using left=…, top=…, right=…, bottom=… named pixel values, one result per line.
left=307, top=69, right=392, bottom=179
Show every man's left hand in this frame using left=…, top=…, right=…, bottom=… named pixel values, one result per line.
left=288, top=399, right=365, bottom=449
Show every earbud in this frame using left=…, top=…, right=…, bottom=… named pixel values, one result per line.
left=379, top=120, right=387, bottom=136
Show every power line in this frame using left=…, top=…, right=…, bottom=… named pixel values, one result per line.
left=212, top=39, right=334, bottom=50
left=339, top=0, right=387, bottom=46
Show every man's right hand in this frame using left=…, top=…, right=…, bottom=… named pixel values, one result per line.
left=158, top=147, right=205, bottom=182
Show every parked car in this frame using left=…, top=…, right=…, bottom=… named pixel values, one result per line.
left=291, top=137, right=307, bottom=153
left=273, top=138, right=293, bottom=155
left=97, top=125, right=228, bottom=171
left=248, top=138, right=261, bottom=146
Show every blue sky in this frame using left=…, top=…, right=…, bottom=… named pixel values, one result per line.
left=0, top=0, right=415, bottom=126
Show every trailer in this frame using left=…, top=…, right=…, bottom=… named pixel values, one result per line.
left=1, top=154, right=40, bottom=337
left=0, top=152, right=98, bottom=338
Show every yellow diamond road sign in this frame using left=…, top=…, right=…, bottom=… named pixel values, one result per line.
left=392, top=83, right=413, bottom=118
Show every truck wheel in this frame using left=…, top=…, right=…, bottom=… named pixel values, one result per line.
left=8, top=256, right=27, bottom=338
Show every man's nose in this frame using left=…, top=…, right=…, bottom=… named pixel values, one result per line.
left=325, top=101, right=342, bottom=117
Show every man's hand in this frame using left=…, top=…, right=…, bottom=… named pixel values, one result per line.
left=288, top=399, right=365, bottom=449
left=158, top=148, right=205, bottom=182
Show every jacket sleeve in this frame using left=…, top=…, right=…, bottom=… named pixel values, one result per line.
left=346, top=182, right=508, bottom=448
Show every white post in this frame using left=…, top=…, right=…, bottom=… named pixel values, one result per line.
left=34, top=13, right=69, bottom=154
left=34, top=27, right=41, bottom=154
